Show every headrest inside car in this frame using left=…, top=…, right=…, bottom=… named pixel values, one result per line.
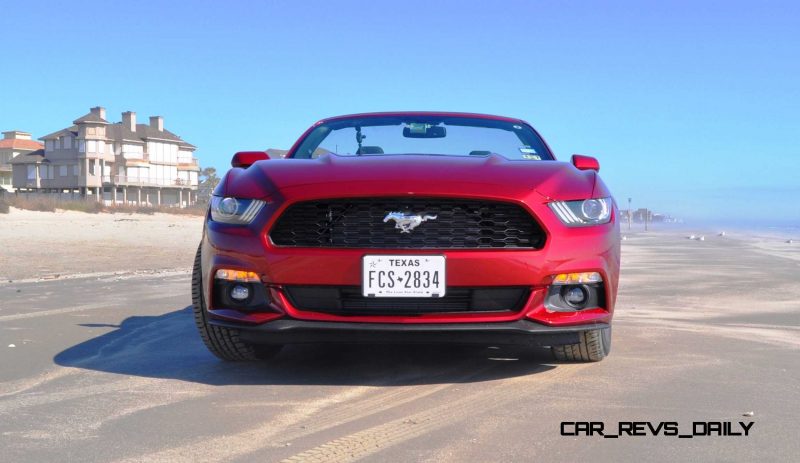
left=356, top=146, right=384, bottom=155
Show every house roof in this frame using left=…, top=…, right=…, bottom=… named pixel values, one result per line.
left=37, top=122, right=194, bottom=149
left=0, top=139, right=44, bottom=150
left=40, top=126, right=79, bottom=140
left=36, top=108, right=196, bottom=151
left=73, top=111, right=109, bottom=125
left=105, top=123, right=195, bottom=149
left=8, top=149, right=45, bottom=164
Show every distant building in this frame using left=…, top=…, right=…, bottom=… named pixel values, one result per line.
left=619, top=208, right=679, bottom=224
left=0, top=131, right=43, bottom=192
left=266, top=148, right=288, bottom=159
left=10, top=106, right=199, bottom=205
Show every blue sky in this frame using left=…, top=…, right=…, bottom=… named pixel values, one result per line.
left=1, top=0, right=798, bottom=225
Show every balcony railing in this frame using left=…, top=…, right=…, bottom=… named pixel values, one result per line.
left=105, top=175, right=198, bottom=187
left=122, top=153, right=200, bottom=166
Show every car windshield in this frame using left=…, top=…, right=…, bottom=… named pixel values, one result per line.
left=291, top=116, right=553, bottom=160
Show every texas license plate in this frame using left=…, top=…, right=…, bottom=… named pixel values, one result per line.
left=362, top=255, right=446, bottom=297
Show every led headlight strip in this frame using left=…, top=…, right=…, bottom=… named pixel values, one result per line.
left=549, top=197, right=612, bottom=226
left=210, top=196, right=267, bottom=225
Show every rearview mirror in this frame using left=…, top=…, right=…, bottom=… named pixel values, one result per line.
left=231, top=151, right=269, bottom=168
left=402, top=124, right=446, bottom=138
left=571, top=154, right=600, bottom=172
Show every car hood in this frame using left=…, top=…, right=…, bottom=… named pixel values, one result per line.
left=222, top=154, right=596, bottom=201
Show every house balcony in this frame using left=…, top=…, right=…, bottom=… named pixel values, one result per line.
left=177, top=158, right=200, bottom=171
left=106, top=175, right=198, bottom=189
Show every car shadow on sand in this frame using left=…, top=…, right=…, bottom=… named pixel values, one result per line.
left=54, top=307, right=558, bottom=386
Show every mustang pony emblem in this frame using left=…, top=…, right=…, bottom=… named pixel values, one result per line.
left=383, top=212, right=438, bottom=233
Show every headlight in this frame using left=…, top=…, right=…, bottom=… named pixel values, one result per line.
left=210, top=196, right=266, bottom=224
left=549, top=197, right=612, bottom=226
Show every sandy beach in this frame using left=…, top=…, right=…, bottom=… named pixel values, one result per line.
left=617, top=230, right=800, bottom=348
left=0, top=208, right=203, bottom=281
left=0, top=211, right=798, bottom=461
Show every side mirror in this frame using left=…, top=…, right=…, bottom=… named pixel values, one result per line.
left=571, top=154, right=600, bottom=172
left=231, top=151, right=269, bottom=168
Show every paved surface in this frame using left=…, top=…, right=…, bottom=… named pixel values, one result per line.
left=0, top=233, right=798, bottom=462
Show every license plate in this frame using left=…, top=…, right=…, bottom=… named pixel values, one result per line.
left=362, top=255, right=446, bottom=297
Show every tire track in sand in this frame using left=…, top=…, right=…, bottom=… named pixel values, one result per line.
left=115, top=361, right=502, bottom=463
left=280, top=363, right=588, bottom=463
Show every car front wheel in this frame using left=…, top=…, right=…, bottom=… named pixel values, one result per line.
left=191, top=245, right=282, bottom=361
left=551, top=327, right=611, bottom=362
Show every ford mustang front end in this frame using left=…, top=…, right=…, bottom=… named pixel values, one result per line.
left=192, top=112, right=620, bottom=362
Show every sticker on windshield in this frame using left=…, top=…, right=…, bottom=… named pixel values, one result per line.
left=520, top=147, right=541, bottom=160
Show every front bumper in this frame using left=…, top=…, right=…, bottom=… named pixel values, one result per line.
left=201, top=190, right=621, bottom=327
left=211, top=318, right=610, bottom=347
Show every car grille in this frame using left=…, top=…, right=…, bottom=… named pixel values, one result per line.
left=283, top=286, right=530, bottom=316
left=269, top=198, right=545, bottom=249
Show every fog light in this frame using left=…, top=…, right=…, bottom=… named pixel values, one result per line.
left=230, top=284, right=250, bottom=301
left=563, top=286, right=587, bottom=307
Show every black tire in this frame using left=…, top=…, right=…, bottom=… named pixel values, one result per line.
left=551, top=327, right=611, bottom=362
left=191, top=245, right=282, bottom=361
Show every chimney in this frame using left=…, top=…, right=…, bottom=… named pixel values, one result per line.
left=90, top=106, right=106, bottom=120
left=122, top=111, right=136, bottom=131
left=149, top=116, right=164, bottom=132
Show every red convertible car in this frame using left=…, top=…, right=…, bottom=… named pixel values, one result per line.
left=192, top=112, right=620, bottom=362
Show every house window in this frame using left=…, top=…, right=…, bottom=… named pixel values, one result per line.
left=27, top=165, right=35, bottom=180
left=45, top=140, right=54, bottom=151
left=89, top=161, right=95, bottom=176
left=87, top=140, right=97, bottom=153
left=79, top=140, right=86, bottom=152
left=73, top=165, right=79, bottom=176
left=59, top=165, right=67, bottom=176
left=64, top=136, right=72, bottom=149
left=40, top=165, right=54, bottom=179
left=88, top=127, right=95, bottom=135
